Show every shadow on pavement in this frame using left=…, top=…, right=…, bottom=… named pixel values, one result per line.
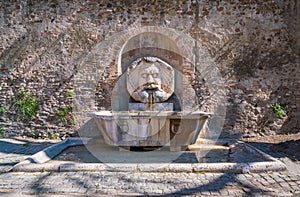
left=0, top=138, right=55, bottom=155
left=148, top=173, right=268, bottom=196
left=0, top=138, right=55, bottom=175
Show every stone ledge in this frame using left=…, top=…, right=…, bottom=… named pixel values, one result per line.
left=13, top=161, right=286, bottom=174
left=13, top=137, right=287, bottom=174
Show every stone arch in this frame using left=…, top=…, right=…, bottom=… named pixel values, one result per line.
left=118, top=31, right=182, bottom=74
left=114, top=26, right=195, bottom=75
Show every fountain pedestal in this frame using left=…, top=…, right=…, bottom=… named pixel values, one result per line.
left=88, top=111, right=211, bottom=151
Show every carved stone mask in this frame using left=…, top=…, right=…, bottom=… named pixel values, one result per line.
left=127, top=57, right=174, bottom=103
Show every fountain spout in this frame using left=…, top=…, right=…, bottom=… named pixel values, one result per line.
left=146, top=90, right=155, bottom=111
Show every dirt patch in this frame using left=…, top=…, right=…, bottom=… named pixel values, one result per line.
left=270, top=140, right=300, bottom=161
left=244, top=133, right=300, bottom=162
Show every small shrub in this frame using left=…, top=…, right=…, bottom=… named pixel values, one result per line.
left=285, top=131, right=291, bottom=135
left=270, top=102, right=287, bottom=119
left=0, top=127, right=6, bottom=137
left=70, top=117, right=76, bottom=125
left=0, top=104, right=6, bottom=114
left=15, top=90, right=39, bottom=121
left=49, top=133, right=58, bottom=140
left=54, top=104, right=74, bottom=122
left=66, top=89, right=73, bottom=97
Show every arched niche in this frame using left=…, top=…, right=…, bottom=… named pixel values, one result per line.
left=118, top=32, right=183, bottom=74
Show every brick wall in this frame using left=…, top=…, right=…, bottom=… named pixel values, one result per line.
left=0, top=0, right=299, bottom=139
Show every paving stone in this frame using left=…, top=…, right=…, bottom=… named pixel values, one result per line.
left=273, top=176, right=285, bottom=183
left=200, top=190, right=211, bottom=195
left=219, top=189, right=229, bottom=196
left=227, top=189, right=241, bottom=196
left=280, top=175, right=292, bottom=181
left=290, top=185, right=300, bottom=191
left=204, top=173, right=215, bottom=179
left=1, top=142, right=300, bottom=196
left=279, top=182, right=291, bottom=188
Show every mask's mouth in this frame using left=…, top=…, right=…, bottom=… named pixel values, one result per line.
left=143, top=82, right=159, bottom=90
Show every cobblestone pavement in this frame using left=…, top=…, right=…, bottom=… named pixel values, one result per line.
left=0, top=138, right=300, bottom=196
left=0, top=171, right=300, bottom=196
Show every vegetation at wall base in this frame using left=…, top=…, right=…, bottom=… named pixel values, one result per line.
left=0, top=126, right=6, bottom=137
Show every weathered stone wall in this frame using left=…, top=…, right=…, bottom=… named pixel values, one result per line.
left=0, top=0, right=299, bottom=139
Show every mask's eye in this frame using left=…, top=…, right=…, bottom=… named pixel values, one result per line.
left=152, top=73, right=158, bottom=78
left=141, top=73, right=147, bottom=78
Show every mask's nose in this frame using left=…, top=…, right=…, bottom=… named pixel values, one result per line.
left=148, top=74, right=155, bottom=83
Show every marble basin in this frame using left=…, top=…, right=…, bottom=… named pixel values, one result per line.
left=88, top=111, right=211, bottom=151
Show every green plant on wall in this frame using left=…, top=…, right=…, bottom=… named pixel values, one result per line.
left=270, top=102, right=288, bottom=119
left=49, top=133, right=59, bottom=140
left=0, top=104, right=6, bottom=114
left=0, top=126, right=6, bottom=137
left=66, top=89, right=73, bottom=97
left=284, top=131, right=291, bottom=135
left=54, top=104, right=74, bottom=122
left=15, top=90, right=39, bottom=121
left=70, top=117, right=76, bottom=125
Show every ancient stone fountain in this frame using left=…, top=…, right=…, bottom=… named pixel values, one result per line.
left=88, top=57, right=211, bottom=151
